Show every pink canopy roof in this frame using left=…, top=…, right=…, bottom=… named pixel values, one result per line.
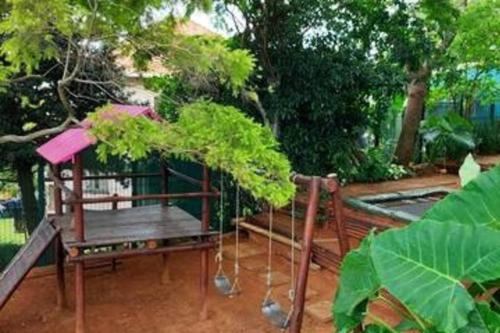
left=37, top=104, right=160, bottom=165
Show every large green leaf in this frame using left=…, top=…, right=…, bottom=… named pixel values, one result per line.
left=475, top=302, right=500, bottom=333
left=333, top=234, right=380, bottom=333
left=423, top=166, right=500, bottom=229
left=371, top=220, right=500, bottom=333
left=457, top=302, right=500, bottom=333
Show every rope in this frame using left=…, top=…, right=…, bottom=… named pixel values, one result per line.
left=215, top=172, right=225, bottom=275
left=266, top=206, right=273, bottom=289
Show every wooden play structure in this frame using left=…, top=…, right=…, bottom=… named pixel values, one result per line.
left=244, top=174, right=350, bottom=275
left=0, top=104, right=343, bottom=333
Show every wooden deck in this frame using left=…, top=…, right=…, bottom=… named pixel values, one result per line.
left=54, top=205, right=214, bottom=248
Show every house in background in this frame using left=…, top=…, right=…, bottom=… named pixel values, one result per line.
left=116, top=20, right=217, bottom=108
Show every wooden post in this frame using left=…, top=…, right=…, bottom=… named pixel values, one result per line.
left=55, top=233, right=67, bottom=309
left=73, top=154, right=85, bottom=333
left=327, top=174, right=350, bottom=258
left=52, top=164, right=63, bottom=216
left=160, top=162, right=169, bottom=207
left=289, top=177, right=321, bottom=333
left=199, top=165, right=210, bottom=320
left=52, top=164, right=67, bottom=309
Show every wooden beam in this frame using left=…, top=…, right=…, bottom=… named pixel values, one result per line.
left=64, top=192, right=220, bottom=205
left=68, top=241, right=215, bottom=262
left=290, top=176, right=321, bottom=333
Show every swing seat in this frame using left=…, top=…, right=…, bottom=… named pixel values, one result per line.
left=261, top=300, right=290, bottom=329
left=214, top=275, right=233, bottom=296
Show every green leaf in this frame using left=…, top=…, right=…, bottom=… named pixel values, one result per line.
left=371, top=220, right=500, bottom=333
left=476, top=302, right=500, bottom=333
left=89, top=102, right=295, bottom=207
left=459, top=154, right=481, bottom=187
left=458, top=302, right=500, bottom=333
left=423, top=165, right=500, bottom=229
left=363, top=324, right=394, bottom=333
left=333, top=234, right=380, bottom=333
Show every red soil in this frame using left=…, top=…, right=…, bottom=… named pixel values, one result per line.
left=0, top=241, right=399, bottom=333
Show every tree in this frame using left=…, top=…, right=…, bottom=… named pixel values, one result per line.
left=0, top=0, right=217, bottom=144
left=0, top=0, right=258, bottom=230
left=0, top=46, right=126, bottom=232
left=428, top=0, right=500, bottom=119
left=212, top=0, right=450, bottom=175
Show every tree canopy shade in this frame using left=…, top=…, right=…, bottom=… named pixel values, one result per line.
left=211, top=0, right=458, bottom=175
left=0, top=0, right=256, bottom=144
left=0, top=42, right=126, bottom=232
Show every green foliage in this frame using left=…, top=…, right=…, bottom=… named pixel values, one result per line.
left=449, top=0, right=500, bottom=69
left=333, top=234, right=380, bottom=333
left=143, top=75, right=190, bottom=121
left=331, top=145, right=407, bottom=184
left=214, top=0, right=433, bottom=176
left=0, top=174, right=17, bottom=198
left=0, top=0, right=215, bottom=78
left=421, top=113, right=475, bottom=162
left=0, top=0, right=71, bottom=73
left=474, top=122, right=500, bottom=155
left=89, top=102, right=295, bottom=207
left=333, top=166, right=500, bottom=332
left=428, top=0, right=500, bottom=118
left=167, top=35, right=255, bottom=94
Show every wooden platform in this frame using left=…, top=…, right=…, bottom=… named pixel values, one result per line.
left=54, top=205, right=214, bottom=248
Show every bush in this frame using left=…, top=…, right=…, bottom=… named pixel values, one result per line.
left=421, top=113, right=475, bottom=162
left=474, top=121, right=500, bottom=155
left=331, top=145, right=408, bottom=184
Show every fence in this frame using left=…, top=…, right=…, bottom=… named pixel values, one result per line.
left=0, top=200, right=26, bottom=269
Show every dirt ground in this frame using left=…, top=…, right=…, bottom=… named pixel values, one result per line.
left=0, top=237, right=367, bottom=333
left=0, top=237, right=398, bottom=333
left=1, top=170, right=454, bottom=333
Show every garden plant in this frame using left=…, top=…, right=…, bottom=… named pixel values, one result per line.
left=333, top=166, right=500, bottom=333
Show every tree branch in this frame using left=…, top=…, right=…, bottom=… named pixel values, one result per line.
left=0, top=117, right=75, bottom=144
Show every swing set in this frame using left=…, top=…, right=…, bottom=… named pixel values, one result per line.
left=213, top=173, right=348, bottom=333
left=0, top=105, right=348, bottom=333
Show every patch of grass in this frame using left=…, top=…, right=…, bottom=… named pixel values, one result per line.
left=0, top=218, right=25, bottom=245
left=0, top=218, right=25, bottom=271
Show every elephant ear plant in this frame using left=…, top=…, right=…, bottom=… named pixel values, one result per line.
left=333, top=166, right=500, bottom=333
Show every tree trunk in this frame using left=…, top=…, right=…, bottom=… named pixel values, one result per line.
left=14, top=159, right=38, bottom=234
left=395, top=80, right=428, bottom=165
